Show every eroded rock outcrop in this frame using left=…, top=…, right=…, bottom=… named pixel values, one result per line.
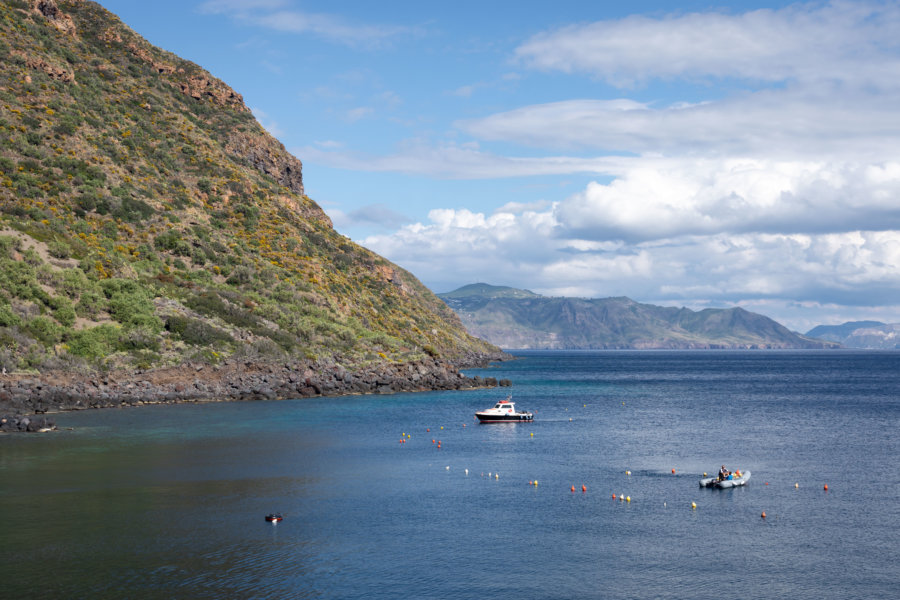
left=33, top=0, right=77, bottom=36
left=226, top=131, right=305, bottom=196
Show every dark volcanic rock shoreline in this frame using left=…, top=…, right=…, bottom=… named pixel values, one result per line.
left=0, top=353, right=511, bottom=421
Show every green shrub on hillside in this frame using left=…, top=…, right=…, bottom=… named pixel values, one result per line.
left=67, top=324, right=120, bottom=359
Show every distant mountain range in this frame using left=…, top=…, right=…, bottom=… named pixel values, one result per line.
left=439, top=284, right=839, bottom=350
left=806, top=322, right=900, bottom=349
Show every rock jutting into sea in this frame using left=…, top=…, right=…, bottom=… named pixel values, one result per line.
left=0, top=354, right=512, bottom=419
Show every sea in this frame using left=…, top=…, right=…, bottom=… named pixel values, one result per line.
left=2, top=350, right=899, bottom=599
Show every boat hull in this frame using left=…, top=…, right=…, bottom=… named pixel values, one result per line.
left=475, top=413, right=533, bottom=423
left=699, top=471, right=751, bottom=488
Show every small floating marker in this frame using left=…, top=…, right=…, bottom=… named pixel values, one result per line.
left=664, top=502, right=667, bottom=508
left=426, top=428, right=430, bottom=432
left=582, top=485, right=586, bottom=493
left=691, top=502, right=697, bottom=510
left=794, top=483, right=798, bottom=488
left=626, top=496, right=631, bottom=502
left=571, top=485, right=576, bottom=492
left=703, top=472, right=707, bottom=477
left=495, top=473, right=499, bottom=480
left=530, top=432, right=534, bottom=437
left=626, top=470, right=631, bottom=475
left=440, top=426, right=443, bottom=430
left=462, top=424, right=466, bottom=427
left=612, top=493, right=617, bottom=499
left=761, top=511, right=767, bottom=518
left=432, top=439, right=435, bottom=444
left=488, top=472, right=492, bottom=478
left=824, top=483, right=828, bottom=491
left=465, top=469, right=469, bottom=475
left=671, top=468, right=676, bottom=474
left=534, top=480, right=538, bottom=486
left=583, top=404, right=586, bottom=407
left=446, top=465, right=450, bottom=470
left=569, top=418, right=572, bottom=422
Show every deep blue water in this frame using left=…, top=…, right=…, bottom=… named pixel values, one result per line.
left=2, top=350, right=899, bottom=599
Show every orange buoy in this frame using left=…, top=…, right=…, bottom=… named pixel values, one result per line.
left=582, top=485, right=586, bottom=492
left=571, top=485, right=575, bottom=492
left=824, top=483, right=828, bottom=491
left=671, top=468, right=676, bottom=474
left=427, top=428, right=430, bottom=432
left=612, top=493, right=617, bottom=499
left=761, top=511, right=766, bottom=518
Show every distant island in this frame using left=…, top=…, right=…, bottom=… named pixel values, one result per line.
left=806, top=321, right=900, bottom=349
left=439, top=283, right=839, bottom=350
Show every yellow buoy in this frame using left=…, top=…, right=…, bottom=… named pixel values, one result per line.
left=495, top=473, right=499, bottom=479
left=691, top=502, right=697, bottom=509
left=626, top=496, right=631, bottom=502
left=530, top=432, right=534, bottom=437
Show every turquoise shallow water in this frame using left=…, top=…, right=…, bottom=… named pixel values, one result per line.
left=2, top=350, right=899, bottom=599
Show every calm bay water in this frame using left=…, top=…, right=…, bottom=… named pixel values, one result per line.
left=2, top=350, right=899, bottom=599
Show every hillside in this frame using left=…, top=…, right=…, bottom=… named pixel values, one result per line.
left=0, top=0, right=499, bottom=394
left=439, top=284, right=838, bottom=349
left=806, top=321, right=900, bottom=349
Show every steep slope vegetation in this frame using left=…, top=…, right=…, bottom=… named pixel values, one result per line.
left=440, top=284, right=838, bottom=349
left=0, top=0, right=498, bottom=379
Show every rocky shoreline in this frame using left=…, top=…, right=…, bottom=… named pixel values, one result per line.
left=0, top=353, right=512, bottom=429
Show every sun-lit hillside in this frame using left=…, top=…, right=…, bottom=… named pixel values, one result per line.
left=0, top=0, right=498, bottom=375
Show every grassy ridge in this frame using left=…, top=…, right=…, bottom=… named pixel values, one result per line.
left=0, top=0, right=497, bottom=374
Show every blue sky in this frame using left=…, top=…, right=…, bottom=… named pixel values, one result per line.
left=98, top=0, right=900, bottom=332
